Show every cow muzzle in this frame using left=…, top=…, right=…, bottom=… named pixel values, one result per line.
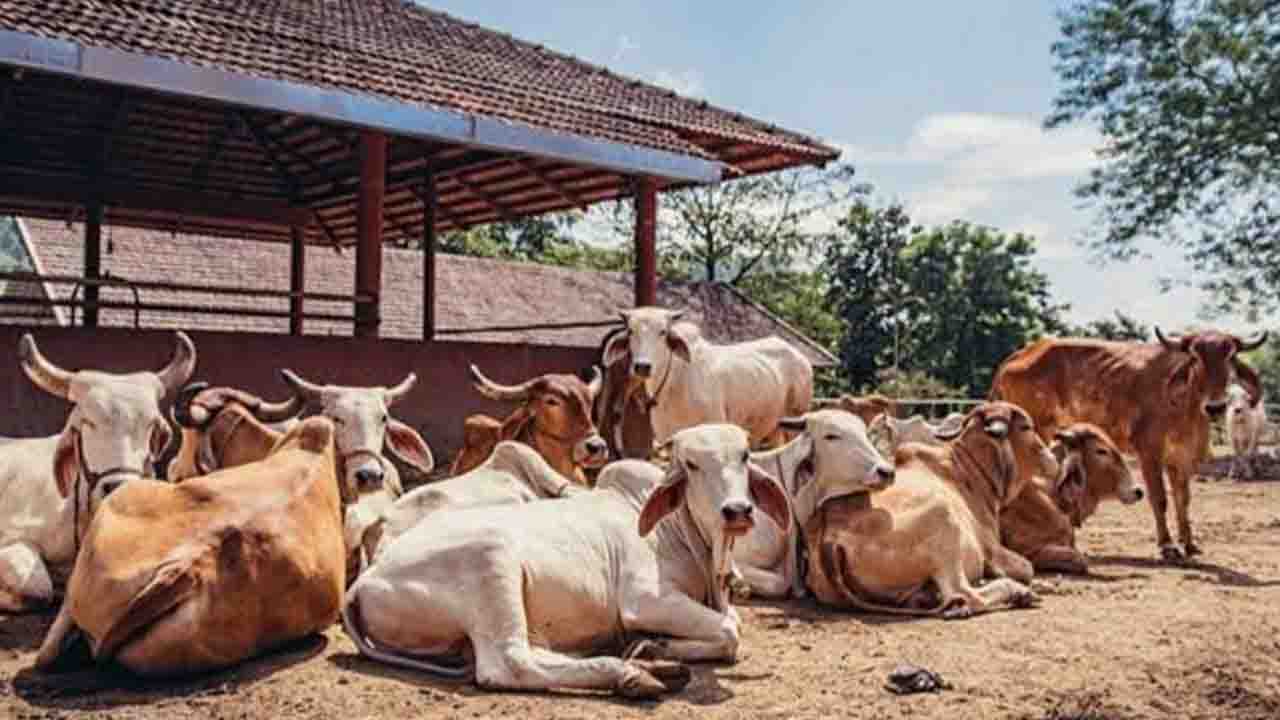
left=720, top=500, right=755, bottom=536
left=632, top=361, right=652, bottom=378
left=575, top=435, right=609, bottom=468
left=870, top=463, right=896, bottom=490
left=1205, top=400, right=1228, bottom=419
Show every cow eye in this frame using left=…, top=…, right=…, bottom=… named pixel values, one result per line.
left=741, top=451, right=749, bottom=463
left=685, top=460, right=699, bottom=472
left=381, top=414, right=389, bottom=425
left=81, top=418, right=97, bottom=430
left=1096, top=448, right=1109, bottom=457
left=824, top=433, right=841, bottom=441
left=545, top=397, right=562, bottom=407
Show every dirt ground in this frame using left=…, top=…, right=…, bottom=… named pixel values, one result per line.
left=2, top=477, right=1279, bottom=720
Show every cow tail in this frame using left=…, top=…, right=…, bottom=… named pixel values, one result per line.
left=820, top=543, right=941, bottom=617
left=340, top=589, right=474, bottom=680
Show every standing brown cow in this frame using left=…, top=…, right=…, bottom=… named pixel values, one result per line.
left=990, top=328, right=1266, bottom=562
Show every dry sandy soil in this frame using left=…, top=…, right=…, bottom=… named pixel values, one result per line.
left=2, top=476, right=1278, bottom=720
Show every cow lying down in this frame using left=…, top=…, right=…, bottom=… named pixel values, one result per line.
left=1001, top=423, right=1143, bottom=575
left=803, top=402, right=1058, bottom=618
left=343, top=423, right=791, bottom=698
left=730, top=409, right=897, bottom=600
left=371, top=440, right=587, bottom=560
left=35, top=417, right=350, bottom=677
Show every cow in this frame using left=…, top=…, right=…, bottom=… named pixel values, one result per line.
left=594, top=325, right=655, bottom=461
left=448, top=364, right=608, bottom=484
left=0, top=332, right=195, bottom=612
left=602, top=307, right=814, bottom=449
left=802, top=402, right=1059, bottom=618
left=1001, top=423, right=1144, bottom=575
left=373, top=441, right=587, bottom=559
left=867, top=412, right=966, bottom=455
left=990, top=328, right=1267, bottom=562
left=817, top=394, right=896, bottom=426
left=34, top=417, right=350, bottom=678
left=165, top=383, right=408, bottom=579
left=341, top=423, right=791, bottom=698
left=1226, top=384, right=1268, bottom=480
left=730, top=409, right=896, bottom=599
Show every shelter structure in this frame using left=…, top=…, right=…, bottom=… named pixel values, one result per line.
left=0, top=1, right=838, bottom=453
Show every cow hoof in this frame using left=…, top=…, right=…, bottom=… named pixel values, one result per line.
left=618, top=667, right=667, bottom=700
left=728, top=576, right=753, bottom=603
left=1184, top=542, right=1203, bottom=558
left=1009, top=590, right=1038, bottom=609
left=631, top=660, right=692, bottom=693
left=623, top=639, right=665, bottom=661
left=941, top=604, right=974, bottom=621
left=1159, top=544, right=1185, bottom=564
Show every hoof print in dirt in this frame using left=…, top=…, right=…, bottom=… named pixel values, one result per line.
left=885, top=663, right=951, bottom=695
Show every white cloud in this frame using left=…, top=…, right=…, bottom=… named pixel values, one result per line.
left=840, top=112, right=1101, bottom=183
left=612, top=34, right=639, bottom=64
left=653, top=68, right=705, bottom=98
left=907, top=184, right=993, bottom=226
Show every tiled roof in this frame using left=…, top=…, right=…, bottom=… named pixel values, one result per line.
left=0, top=1, right=837, bottom=166
left=8, top=219, right=838, bottom=368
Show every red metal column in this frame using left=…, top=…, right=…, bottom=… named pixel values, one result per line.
left=82, top=200, right=102, bottom=327
left=289, top=226, right=305, bottom=336
left=633, top=177, right=657, bottom=307
left=422, top=171, right=437, bottom=341
left=355, top=131, right=386, bottom=338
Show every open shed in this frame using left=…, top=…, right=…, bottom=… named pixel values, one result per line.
left=0, top=0, right=839, bottom=451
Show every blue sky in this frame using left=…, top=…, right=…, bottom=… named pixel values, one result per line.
left=423, top=1, right=1260, bottom=333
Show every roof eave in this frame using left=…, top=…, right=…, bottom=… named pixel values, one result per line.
left=0, top=28, right=725, bottom=186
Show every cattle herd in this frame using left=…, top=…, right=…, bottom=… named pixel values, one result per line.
left=0, top=307, right=1269, bottom=700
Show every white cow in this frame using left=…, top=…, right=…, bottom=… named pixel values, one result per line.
left=603, top=307, right=813, bottom=449
left=868, top=412, right=966, bottom=455
left=369, top=441, right=586, bottom=560
left=1226, top=385, right=1268, bottom=480
left=731, top=410, right=896, bottom=599
left=0, top=332, right=195, bottom=612
left=342, top=423, right=790, bottom=698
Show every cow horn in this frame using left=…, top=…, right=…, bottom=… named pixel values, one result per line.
left=1237, top=330, right=1269, bottom=352
left=468, top=364, right=538, bottom=402
left=384, top=373, right=417, bottom=406
left=280, top=369, right=327, bottom=408
left=18, top=333, right=73, bottom=400
left=155, top=331, right=198, bottom=395
left=585, top=365, right=604, bottom=399
left=172, top=381, right=211, bottom=428
left=934, top=411, right=975, bottom=441
left=778, top=416, right=807, bottom=432
left=248, top=391, right=305, bottom=423
left=1153, top=326, right=1181, bottom=351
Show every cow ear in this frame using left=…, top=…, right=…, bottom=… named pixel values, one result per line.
left=386, top=418, right=434, bottom=475
left=666, top=330, right=692, bottom=363
left=602, top=331, right=630, bottom=369
left=638, top=474, right=686, bottom=537
left=498, top=405, right=536, bottom=442
left=748, top=463, right=792, bottom=533
left=53, top=429, right=79, bottom=499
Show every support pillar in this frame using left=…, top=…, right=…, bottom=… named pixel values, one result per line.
left=633, top=177, right=657, bottom=307
left=354, top=131, right=386, bottom=338
left=83, top=201, right=102, bottom=327
left=289, top=226, right=306, bottom=336
left=422, top=171, right=437, bottom=341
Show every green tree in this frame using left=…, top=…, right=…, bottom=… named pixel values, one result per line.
left=1047, top=0, right=1280, bottom=316
left=824, top=200, right=918, bottom=390
left=1067, top=310, right=1150, bottom=341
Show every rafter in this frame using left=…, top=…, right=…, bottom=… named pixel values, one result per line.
left=410, top=183, right=461, bottom=229
left=450, top=172, right=518, bottom=223
left=240, top=111, right=342, bottom=253
left=514, top=157, right=590, bottom=211
left=191, top=110, right=240, bottom=191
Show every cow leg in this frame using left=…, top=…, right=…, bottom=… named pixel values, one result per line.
left=1030, top=545, right=1089, bottom=575
left=34, top=602, right=91, bottom=671
left=735, top=564, right=790, bottom=600
left=474, top=641, right=685, bottom=699
left=1138, top=455, right=1179, bottom=561
left=1168, top=467, right=1199, bottom=557
left=936, top=573, right=1036, bottom=620
left=621, top=591, right=740, bottom=664
left=0, top=542, right=56, bottom=613
left=985, top=545, right=1035, bottom=584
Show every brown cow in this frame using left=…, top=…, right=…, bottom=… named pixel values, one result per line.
left=35, top=416, right=350, bottom=678
left=449, top=365, right=608, bottom=484
left=594, top=325, right=656, bottom=461
left=1001, top=423, right=1144, bottom=575
left=990, top=328, right=1266, bottom=562
left=166, top=384, right=383, bottom=581
left=818, top=394, right=896, bottom=426
left=803, top=402, right=1058, bottom=618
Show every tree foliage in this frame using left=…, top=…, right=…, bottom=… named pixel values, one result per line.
left=826, top=205, right=1066, bottom=395
left=1048, top=0, right=1280, bottom=315
left=1065, top=310, right=1151, bottom=341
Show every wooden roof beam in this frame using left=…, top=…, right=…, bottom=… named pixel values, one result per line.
left=449, top=172, right=518, bottom=223
left=514, top=157, right=590, bottom=212
left=191, top=110, right=240, bottom=192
